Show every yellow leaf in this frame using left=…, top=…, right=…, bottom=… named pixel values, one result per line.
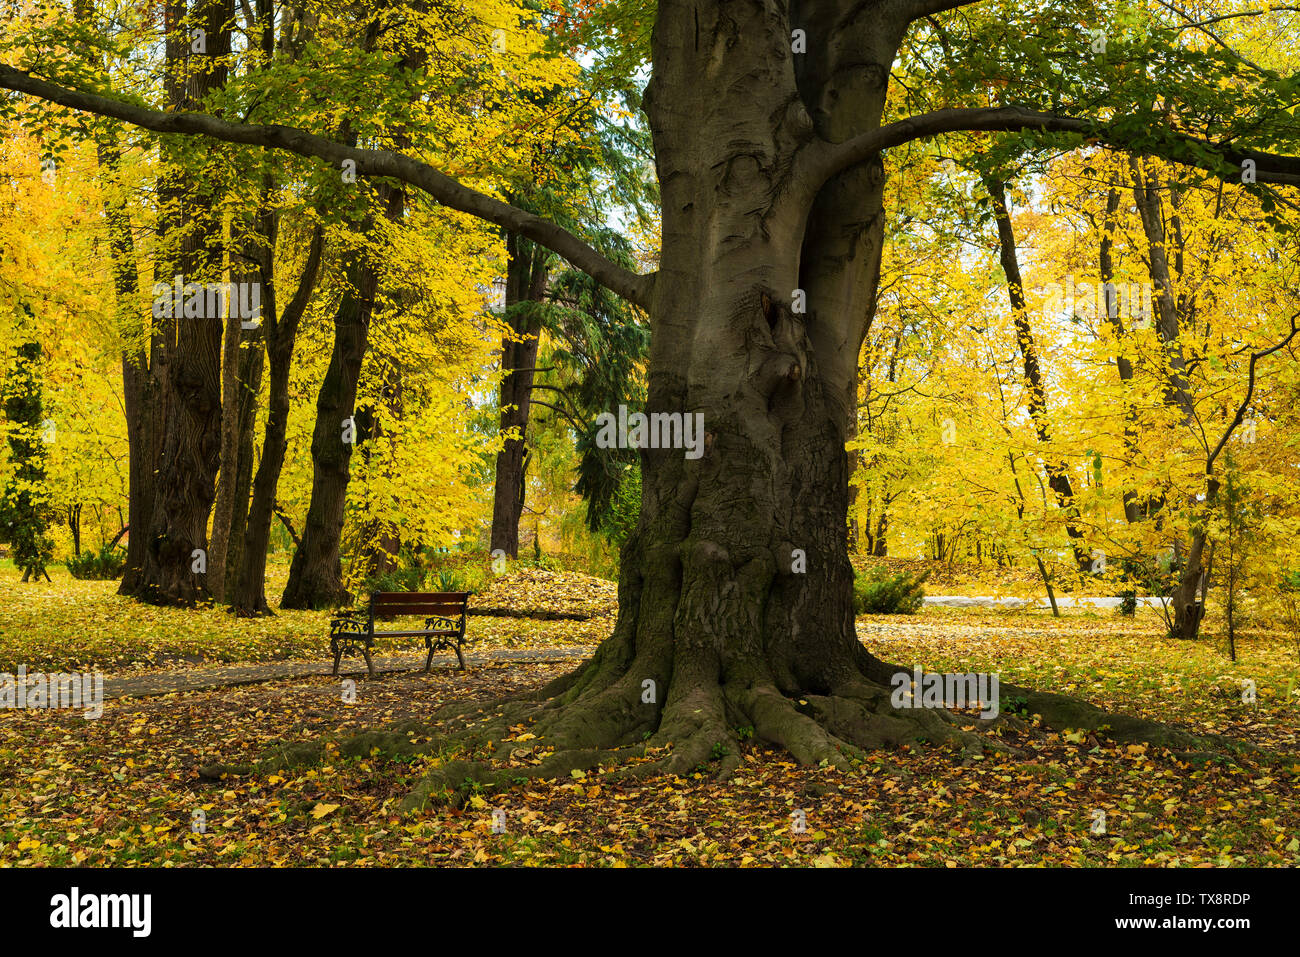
left=310, top=802, right=340, bottom=820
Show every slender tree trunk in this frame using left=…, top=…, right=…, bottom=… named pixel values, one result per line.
left=224, top=0, right=322, bottom=615
left=846, top=368, right=861, bottom=551
left=984, top=175, right=1090, bottom=573
left=872, top=509, right=889, bottom=556
left=94, top=137, right=158, bottom=594
left=489, top=236, right=548, bottom=558
left=1098, top=185, right=1149, bottom=525
left=232, top=226, right=324, bottom=614
left=281, top=189, right=400, bottom=609
left=222, top=309, right=264, bottom=595
left=208, top=298, right=245, bottom=601
left=74, top=0, right=154, bottom=593
left=279, top=259, right=377, bottom=608
left=1130, top=158, right=1207, bottom=638
left=212, top=214, right=270, bottom=603
left=356, top=364, right=406, bottom=581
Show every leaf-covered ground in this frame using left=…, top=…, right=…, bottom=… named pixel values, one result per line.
left=0, top=564, right=614, bottom=673
left=1, top=565, right=1298, bottom=866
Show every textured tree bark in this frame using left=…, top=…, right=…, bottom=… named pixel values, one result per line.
left=279, top=260, right=378, bottom=608
left=1098, top=186, right=1150, bottom=525
left=1129, top=158, right=1208, bottom=638
left=221, top=303, right=265, bottom=599
left=232, top=225, right=323, bottom=615
left=281, top=188, right=401, bottom=609
left=128, top=0, right=232, bottom=606
left=95, top=138, right=158, bottom=595
left=208, top=298, right=246, bottom=602
left=489, top=235, right=549, bottom=558
left=397, top=0, right=984, bottom=783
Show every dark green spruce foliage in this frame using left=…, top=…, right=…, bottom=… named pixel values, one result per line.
left=853, top=565, right=929, bottom=615
left=1, top=340, right=53, bottom=581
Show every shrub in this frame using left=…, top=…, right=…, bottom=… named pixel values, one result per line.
left=65, top=542, right=125, bottom=581
left=366, top=563, right=426, bottom=594
left=527, top=553, right=560, bottom=572
left=853, top=565, right=928, bottom=615
left=1276, top=568, right=1300, bottom=662
left=432, top=563, right=485, bottom=594
left=1116, top=589, right=1138, bottom=616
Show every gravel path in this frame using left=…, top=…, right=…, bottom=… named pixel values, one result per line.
left=105, top=646, right=596, bottom=699
left=923, top=595, right=1169, bottom=609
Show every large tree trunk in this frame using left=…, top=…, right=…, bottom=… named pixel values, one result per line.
left=489, top=235, right=549, bottom=558
left=128, top=0, right=232, bottom=605
left=405, top=0, right=982, bottom=782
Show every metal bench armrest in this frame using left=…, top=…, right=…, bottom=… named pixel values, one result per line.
left=330, top=609, right=369, bottom=636
left=424, top=613, right=466, bottom=632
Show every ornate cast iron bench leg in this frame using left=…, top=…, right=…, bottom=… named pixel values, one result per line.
left=330, top=611, right=369, bottom=677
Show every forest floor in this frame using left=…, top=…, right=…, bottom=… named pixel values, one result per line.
left=1, top=562, right=1298, bottom=866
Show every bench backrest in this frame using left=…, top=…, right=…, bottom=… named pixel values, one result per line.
left=370, top=591, right=471, bottom=621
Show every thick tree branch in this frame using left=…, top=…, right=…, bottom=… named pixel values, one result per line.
left=896, top=0, right=987, bottom=20
left=808, top=105, right=1300, bottom=190
left=0, top=65, right=656, bottom=311
left=530, top=399, right=587, bottom=435
left=272, top=501, right=302, bottom=549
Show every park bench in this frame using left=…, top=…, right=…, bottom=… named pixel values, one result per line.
left=329, top=591, right=472, bottom=677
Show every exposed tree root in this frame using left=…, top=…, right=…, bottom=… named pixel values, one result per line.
left=998, top=679, right=1258, bottom=760
left=198, top=646, right=1261, bottom=809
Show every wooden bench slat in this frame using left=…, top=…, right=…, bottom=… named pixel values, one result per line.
left=373, top=604, right=468, bottom=618
left=372, top=591, right=470, bottom=598
left=371, top=592, right=470, bottom=603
